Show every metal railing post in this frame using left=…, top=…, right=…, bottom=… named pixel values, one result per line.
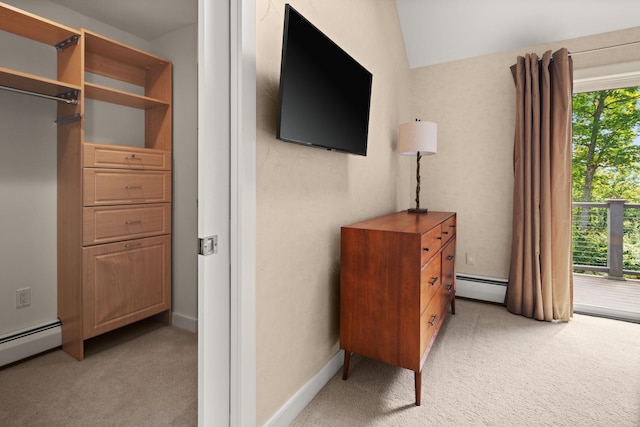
left=607, top=199, right=625, bottom=280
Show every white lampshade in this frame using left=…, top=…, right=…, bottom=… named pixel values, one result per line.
left=397, top=121, right=437, bottom=155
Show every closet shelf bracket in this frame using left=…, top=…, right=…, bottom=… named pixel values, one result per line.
left=55, top=113, right=83, bottom=125
left=59, top=89, right=80, bottom=103
left=56, top=35, right=79, bottom=52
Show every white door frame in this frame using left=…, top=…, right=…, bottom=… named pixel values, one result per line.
left=197, top=0, right=256, bottom=425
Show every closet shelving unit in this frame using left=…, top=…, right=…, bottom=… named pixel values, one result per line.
left=1, top=2, right=173, bottom=361
left=0, top=3, right=81, bottom=104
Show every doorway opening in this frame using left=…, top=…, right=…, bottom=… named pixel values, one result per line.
left=572, top=71, right=640, bottom=322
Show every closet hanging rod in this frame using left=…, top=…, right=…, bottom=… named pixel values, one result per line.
left=0, top=85, right=78, bottom=104
left=569, top=40, right=640, bottom=57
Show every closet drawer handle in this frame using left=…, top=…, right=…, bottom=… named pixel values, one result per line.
left=437, top=236, right=443, bottom=240
left=124, top=243, right=141, bottom=249
left=429, top=277, right=438, bottom=286
left=423, top=247, right=430, bottom=252
left=429, top=314, right=437, bottom=326
left=125, top=185, right=142, bottom=189
left=125, top=153, right=139, bottom=159
left=442, top=231, right=449, bottom=235
left=446, top=284, right=453, bottom=292
left=447, top=255, right=454, bottom=260
left=125, top=220, right=142, bottom=225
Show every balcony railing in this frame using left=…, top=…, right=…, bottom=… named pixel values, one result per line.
left=572, top=199, right=640, bottom=280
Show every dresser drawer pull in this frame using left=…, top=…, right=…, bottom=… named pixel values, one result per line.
left=437, top=236, right=443, bottom=240
left=125, top=153, right=139, bottom=160
left=423, top=247, right=430, bottom=252
left=124, top=243, right=141, bottom=249
left=442, top=231, right=449, bottom=235
left=447, top=255, right=454, bottom=260
left=446, top=284, right=454, bottom=292
left=125, top=185, right=142, bottom=189
left=429, top=277, right=438, bottom=286
left=449, top=224, right=456, bottom=228
left=429, top=314, right=437, bottom=326
left=125, top=220, right=142, bottom=225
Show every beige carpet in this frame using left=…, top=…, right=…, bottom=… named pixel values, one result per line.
left=292, top=299, right=640, bottom=426
left=0, top=319, right=197, bottom=427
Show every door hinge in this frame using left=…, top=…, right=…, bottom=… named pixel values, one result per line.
left=199, top=235, right=218, bottom=256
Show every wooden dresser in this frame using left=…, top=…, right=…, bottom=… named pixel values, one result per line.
left=340, top=210, right=457, bottom=405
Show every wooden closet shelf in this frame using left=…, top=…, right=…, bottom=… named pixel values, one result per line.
left=0, top=3, right=80, bottom=46
left=0, top=67, right=81, bottom=98
left=84, top=83, right=169, bottom=110
left=83, top=29, right=170, bottom=70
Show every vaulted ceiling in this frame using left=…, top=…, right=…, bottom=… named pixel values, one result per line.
left=49, top=0, right=640, bottom=68
left=396, top=0, right=640, bottom=68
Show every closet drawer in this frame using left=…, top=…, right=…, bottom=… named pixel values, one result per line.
left=82, top=235, right=171, bottom=339
left=83, top=169, right=171, bottom=206
left=83, top=203, right=171, bottom=246
left=420, top=226, right=442, bottom=266
left=84, top=142, right=171, bottom=170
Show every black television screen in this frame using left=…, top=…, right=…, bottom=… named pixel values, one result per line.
left=277, top=4, right=373, bottom=156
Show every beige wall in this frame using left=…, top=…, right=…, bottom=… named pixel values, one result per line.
left=410, top=26, right=640, bottom=280
left=255, top=0, right=411, bottom=423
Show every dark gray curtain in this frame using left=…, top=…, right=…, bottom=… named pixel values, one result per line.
left=506, top=48, right=574, bottom=321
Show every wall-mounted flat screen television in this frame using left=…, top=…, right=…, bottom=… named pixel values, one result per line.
left=276, top=4, right=373, bottom=156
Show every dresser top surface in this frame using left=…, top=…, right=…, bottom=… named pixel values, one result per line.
left=343, top=210, right=455, bottom=234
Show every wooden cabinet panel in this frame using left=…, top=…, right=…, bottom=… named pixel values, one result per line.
left=83, top=169, right=171, bottom=206
left=82, top=235, right=171, bottom=339
left=83, top=203, right=171, bottom=246
left=84, top=142, right=171, bottom=170
left=341, top=210, right=457, bottom=406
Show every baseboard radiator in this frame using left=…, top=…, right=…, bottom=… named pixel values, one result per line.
left=456, top=274, right=508, bottom=304
left=0, top=321, right=62, bottom=367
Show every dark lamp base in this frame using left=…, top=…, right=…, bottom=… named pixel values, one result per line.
left=407, top=208, right=429, bottom=214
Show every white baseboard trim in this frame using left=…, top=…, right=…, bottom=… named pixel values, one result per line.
left=456, top=275, right=507, bottom=304
left=264, top=350, right=344, bottom=427
left=0, top=322, right=62, bottom=367
left=171, top=312, right=198, bottom=333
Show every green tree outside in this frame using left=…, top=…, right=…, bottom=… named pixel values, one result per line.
left=572, top=87, right=640, bottom=276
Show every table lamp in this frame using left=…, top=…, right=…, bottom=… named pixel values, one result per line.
left=398, top=120, right=437, bottom=213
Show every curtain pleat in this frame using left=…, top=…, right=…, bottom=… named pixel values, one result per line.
left=506, top=48, right=573, bottom=322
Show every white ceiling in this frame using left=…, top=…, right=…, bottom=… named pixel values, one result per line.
left=49, top=0, right=197, bottom=40
left=396, top=0, right=640, bottom=68
left=47, top=0, right=640, bottom=68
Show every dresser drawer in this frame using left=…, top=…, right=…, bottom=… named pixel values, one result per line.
left=83, top=169, right=171, bottom=206
left=441, top=216, right=456, bottom=244
left=420, top=254, right=441, bottom=315
left=83, top=203, right=171, bottom=246
left=442, top=238, right=456, bottom=294
left=420, top=226, right=442, bottom=265
left=420, top=290, right=444, bottom=356
left=84, top=142, right=171, bottom=170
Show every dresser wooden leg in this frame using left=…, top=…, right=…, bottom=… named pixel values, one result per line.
left=342, top=351, right=352, bottom=380
left=415, top=370, right=422, bottom=406
left=451, top=296, right=456, bottom=315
